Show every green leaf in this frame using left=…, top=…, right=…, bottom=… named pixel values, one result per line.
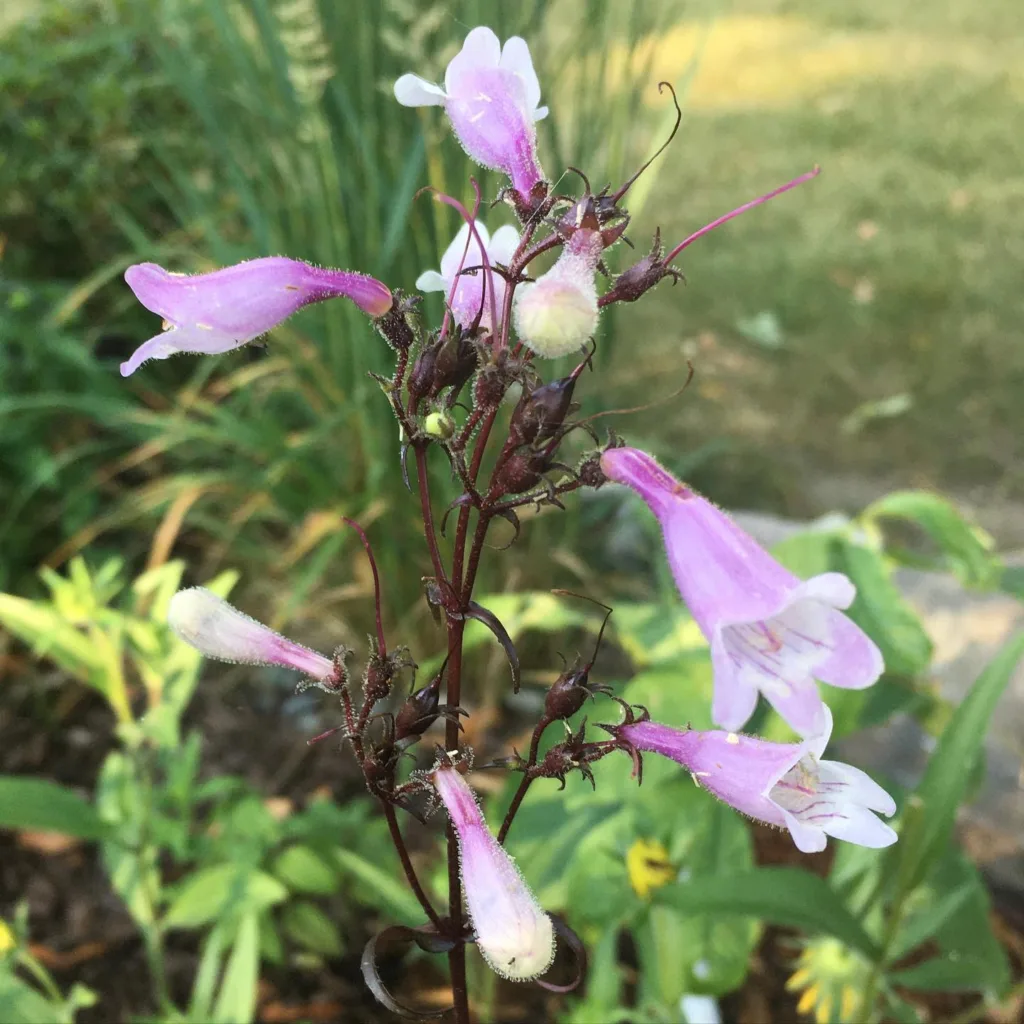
left=637, top=903, right=692, bottom=1007
left=0, top=594, right=99, bottom=682
left=655, top=868, right=879, bottom=958
left=893, top=632, right=1024, bottom=894
left=0, top=974, right=61, bottom=1024
left=0, top=777, right=107, bottom=840
left=887, top=882, right=975, bottom=962
left=888, top=954, right=999, bottom=993
left=212, top=912, right=259, bottom=1024
left=280, top=901, right=343, bottom=957
left=863, top=491, right=997, bottom=588
left=835, top=538, right=933, bottom=677
left=164, top=865, right=287, bottom=929
left=332, top=849, right=424, bottom=926
left=270, top=845, right=339, bottom=895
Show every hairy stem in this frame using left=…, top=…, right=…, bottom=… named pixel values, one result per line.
left=381, top=800, right=444, bottom=931
left=497, top=715, right=554, bottom=844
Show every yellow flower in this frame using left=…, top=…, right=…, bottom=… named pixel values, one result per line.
left=787, top=938, right=870, bottom=1022
left=626, top=838, right=676, bottom=899
left=0, top=919, right=15, bottom=955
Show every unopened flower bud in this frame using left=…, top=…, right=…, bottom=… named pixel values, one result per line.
left=514, top=231, right=603, bottom=358
left=394, top=674, right=442, bottom=741
left=424, top=410, right=456, bottom=440
left=432, top=765, right=554, bottom=981
left=508, top=375, right=577, bottom=446
left=168, top=587, right=337, bottom=685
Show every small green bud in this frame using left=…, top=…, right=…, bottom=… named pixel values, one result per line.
left=424, top=410, right=456, bottom=440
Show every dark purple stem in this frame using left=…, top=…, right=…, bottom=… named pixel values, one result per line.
left=340, top=517, right=386, bottom=657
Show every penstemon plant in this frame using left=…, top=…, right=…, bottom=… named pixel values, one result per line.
left=118, top=25, right=898, bottom=1021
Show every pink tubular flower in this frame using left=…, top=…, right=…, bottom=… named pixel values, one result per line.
left=431, top=765, right=554, bottom=981
left=513, top=228, right=603, bottom=358
left=168, top=587, right=339, bottom=685
left=600, top=448, right=883, bottom=736
left=416, top=221, right=520, bottom=332
left=617, top=708, right=897, bottom=853
left=394, top=27, right=547, bottom=200
left=120, top=257, right=393, bottom=376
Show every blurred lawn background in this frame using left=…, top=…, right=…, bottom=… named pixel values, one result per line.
left=2, top=0, right=1022, bottom=640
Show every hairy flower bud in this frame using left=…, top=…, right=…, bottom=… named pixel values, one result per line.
left=508, top=375, right=577, bottom=447
left=120, top=258, right=392, bottom=376
left=432, top=765, right=555, bottom=980
left=168, top=588, right=338, bottom=685
left=514, top=230, right=603, bottom=358
left=424, top=410, right=456, bottom=440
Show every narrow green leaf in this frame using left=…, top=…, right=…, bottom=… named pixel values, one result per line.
left=280, top=901, right=344, bottom=957
left=888, top=954, right=998, bottom=993
left=894, top=633, right=1024, bottom=893
left=212, top=912, right=259, bottom=1024
left=332, top=849, right=424, bottom=926
left=887, top=882, right=975, bottom=962
left=164, top=866, right=286, bottom=929
left=0, top=975, right=61, bottom=1024
left=270, top=845, right=339, bottom=895
left=654, top=868, right=879, bottom=958
left=0, top=776, right=107, bottom=840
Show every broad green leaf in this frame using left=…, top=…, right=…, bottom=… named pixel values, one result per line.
left=863, top=491, right=997, bottom=588
left=0, top=777, right=107, bottom=840
left=637, top=903, right=692, bottom=1007
left=270, top=845, right=338, bottom=895
left=835, top=539, right=933, bottom=677
left=332, top=849, right=424, bottom=926
left=887, top=882, right=975, bottom=962
left=562, top=926, right=625, bottom=1023
left=611, top=603, right=705, bottom=668
left=655, top=868, right=879, bottom=958
left=164, top=865, right=287, bottom=929
left=189, top=923, right=228, bottom=1022
left=212, top=912, right=259, bottom=1024
left=280, top=901, right=343, bottom=957
left=888, top=954, right=1000, bottom=993
left=0, top=974, right=61, bottom=1024
left=893, top=632, right=1024, bottom=894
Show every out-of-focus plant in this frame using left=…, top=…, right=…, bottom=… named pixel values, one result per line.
left=2, top=0, right=684, bottom=621
left=0, top=558, right=417, bottom=1022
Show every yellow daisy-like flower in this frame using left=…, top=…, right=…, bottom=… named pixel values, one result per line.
left=626, top=837, right=676, bottom=899
left=786, top=938, right=869, bottom=1023
left=0, top=919, right=15, bottom=955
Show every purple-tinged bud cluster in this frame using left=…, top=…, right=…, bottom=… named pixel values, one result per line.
left=431, top=765, right=554, bottom=981
left=120, top=258, right=392, bottom=376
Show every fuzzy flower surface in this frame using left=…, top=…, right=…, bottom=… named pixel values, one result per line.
left=514, top=228, right=603, bottom=358
left=617, top=708, right=897, bottom=853
left=394, top=27, right=547, bottom=199
left=120, top=258, right=393, bottom=376
left=168, top=587, right=338, bottom=685
left=416, top=221, right=520, bottom=332
left=431, top=765, right=554, bottom=981
left=600, top=447, right=883, bottom=736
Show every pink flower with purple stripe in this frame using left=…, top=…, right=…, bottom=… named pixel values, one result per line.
left=600, top=447, right=883, bottom=736
left=394, top=27, right=547, bottom=202
left=431, top=765, right=554, bottom=981
left=616, top=708, right=897, bottom=853
left=120, top=257, right=393, bottom=376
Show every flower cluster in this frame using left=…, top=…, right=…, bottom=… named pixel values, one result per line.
left=119, top=24, right=896, bottom=1017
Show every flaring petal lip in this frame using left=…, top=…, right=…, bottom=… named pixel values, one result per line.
left=120, top=257, right=392, bottom=374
